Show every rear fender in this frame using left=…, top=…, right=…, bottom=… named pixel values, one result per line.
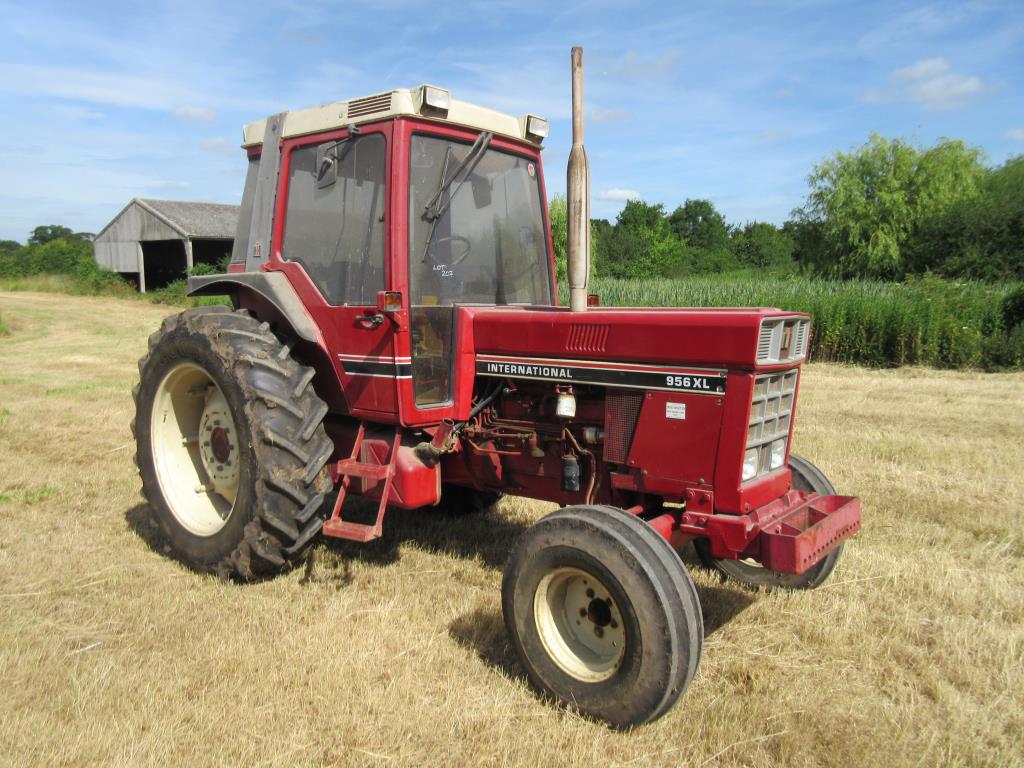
left=187, top=272, right=348, bottom=412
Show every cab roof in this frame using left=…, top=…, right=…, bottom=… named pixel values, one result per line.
left=242, top=85, right=547, bottom=149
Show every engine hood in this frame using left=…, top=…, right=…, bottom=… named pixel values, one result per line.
left=466, top=305, right=807, bottom=370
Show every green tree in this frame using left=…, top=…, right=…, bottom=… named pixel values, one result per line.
left=28, top=225, right=75, bottom=245
left=798, top=134, right=986, bottom=278
left=731, top=222, right=795, bottom=269
left=0, top=240, right=21, bottom=254
left=668, top=199, right=729, bottom=252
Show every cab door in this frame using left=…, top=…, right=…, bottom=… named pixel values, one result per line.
left=274, top=124, right=399, bottom=417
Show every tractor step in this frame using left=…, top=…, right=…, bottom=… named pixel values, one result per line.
left=321, top=423, right=400, bottom=544
left=322, top=518, right=382, bottom=542
left=335, top=458, right=390, bottom=480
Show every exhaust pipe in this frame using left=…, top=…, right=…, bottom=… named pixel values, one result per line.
left=567, top=46, right=591, bottom=312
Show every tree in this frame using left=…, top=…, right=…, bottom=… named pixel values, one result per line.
left=668, top=199, right=729, bottom=252
left=28, top=225, right=75, bottom=245
left=731, top=222, right=795, bottom=269
left=797, top=134, right=986, bottom=278
left=0, top=240, right=21, bottom=254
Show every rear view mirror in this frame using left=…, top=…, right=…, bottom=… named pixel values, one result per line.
left=316, top=143, right=337, bottom=189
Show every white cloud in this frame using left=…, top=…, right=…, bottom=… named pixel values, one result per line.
left=598, top=188, right=642, bottom=202
left=589, top=107, right=630, bottom=124
left=199, top=137, right=237, bottom=154
left=176, top=105, right=217, bottom=123
left=1003, top=128, right=1024, bottom=141
left=0, top=64, right=196, bottom=111
left=864, top=58, right=982, bottom=111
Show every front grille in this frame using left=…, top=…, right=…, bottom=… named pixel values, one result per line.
left=604, top=390, right=643, bottom=464
left=756, top=317, right=810, bottom=364
left=746, top=369, right=798, bottom=479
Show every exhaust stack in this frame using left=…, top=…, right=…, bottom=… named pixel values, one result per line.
left=567, top=46, right=591, bottom=312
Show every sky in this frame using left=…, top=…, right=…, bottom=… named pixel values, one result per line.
left=1, top=0, right=1022, bottom=242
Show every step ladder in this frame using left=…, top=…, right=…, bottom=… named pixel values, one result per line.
left=322, top=423, right=400, bottom=542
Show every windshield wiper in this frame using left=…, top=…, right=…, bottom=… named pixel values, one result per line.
left=423, top=131, right=493, bottom=222
left=420, top=132, right=492, bottom=263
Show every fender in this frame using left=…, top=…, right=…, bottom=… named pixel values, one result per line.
left=187, top=272, right=320, bottom=344
left=187, top=271, right=349, bottom=413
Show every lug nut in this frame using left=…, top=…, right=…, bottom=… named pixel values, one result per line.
left=586, top=588, right=594, bottom=598
left=594, top=626, right=604, bottom=638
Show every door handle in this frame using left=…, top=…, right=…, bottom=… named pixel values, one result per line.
left=355, top=313, right=384, bottom=328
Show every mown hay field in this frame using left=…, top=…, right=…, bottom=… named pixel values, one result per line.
left=0, top=291, right=1022, bottom=768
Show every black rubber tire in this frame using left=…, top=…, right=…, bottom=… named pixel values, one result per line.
left=695, top=453, right=845, bottom=590
left=435, top=483, right=503, bottom=515
left=502, top=505, right=703, bottom=728
left=132, top=306, right=334, bottom=580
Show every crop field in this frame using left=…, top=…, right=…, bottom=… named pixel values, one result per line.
left=1, top=291, right=1022, bottom=767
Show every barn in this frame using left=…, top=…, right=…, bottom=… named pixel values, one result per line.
left=93, top=198, right=239, bottom=291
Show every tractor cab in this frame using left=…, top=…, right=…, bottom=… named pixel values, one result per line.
left=212, top=86, right=557, bottom=428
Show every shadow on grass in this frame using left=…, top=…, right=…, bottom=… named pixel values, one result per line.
left=315, top=493, right=531, bottom=573
left=127, top=494, right=758, bottom=637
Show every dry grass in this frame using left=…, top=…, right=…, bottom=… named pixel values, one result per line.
left=1, top=290, right=1022, bottom=768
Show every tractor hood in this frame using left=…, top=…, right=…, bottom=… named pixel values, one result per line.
left=466, top=305, right=808, bottom=370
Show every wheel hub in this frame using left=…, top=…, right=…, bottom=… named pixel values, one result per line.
left=198, top=389, right=239, bottom=506
left=534, top=567, right=625, bottom=682
left=149, top=363, right=239, bottom=537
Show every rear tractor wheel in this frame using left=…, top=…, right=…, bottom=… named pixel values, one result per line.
left=132, top=306, right=334, bottom=579
left=502, top=505, right=703, bottom=728
left=695, top=453, right=844, bottom=590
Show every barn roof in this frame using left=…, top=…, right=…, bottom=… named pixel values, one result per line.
left=95, top=198, right=239, bottom=240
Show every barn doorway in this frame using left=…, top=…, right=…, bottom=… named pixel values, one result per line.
left=192, top=238, right=233, bottom=272
left=141, top=240, right=187, bottom=290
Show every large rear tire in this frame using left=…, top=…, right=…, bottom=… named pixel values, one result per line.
left=502, top=505, right=703, bottom=728
left=132, top=307, right=334, bottom=580
left=695, top=453, right=844, bottom=590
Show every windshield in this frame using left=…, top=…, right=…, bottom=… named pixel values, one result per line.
left=408, top=134, right=552, bottom=307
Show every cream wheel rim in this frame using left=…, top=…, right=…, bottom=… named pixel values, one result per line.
left=150, top=363, right=240, bottom=536
left=533, top=567, right=626, bottom=682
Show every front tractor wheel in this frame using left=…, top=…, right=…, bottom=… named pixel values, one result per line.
left=503, top=505, right=703, bottom=728
left=133, top=307, right=334, bottom=580
left=695, top=453, right=845, bottom=590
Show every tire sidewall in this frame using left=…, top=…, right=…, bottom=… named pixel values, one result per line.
left=136, top=327, right=258, bottom=567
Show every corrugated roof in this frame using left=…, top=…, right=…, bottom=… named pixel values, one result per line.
left=134, top=198, right=239, bottom=238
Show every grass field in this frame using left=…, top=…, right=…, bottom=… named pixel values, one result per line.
left=1, top=291, right=1022, bottom=768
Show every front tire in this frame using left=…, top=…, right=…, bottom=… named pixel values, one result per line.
left=132, top=307, right=334, bottom=579
left=695, top=453, right=845, bottom=590
left=503, top=505, right=703, bottom=728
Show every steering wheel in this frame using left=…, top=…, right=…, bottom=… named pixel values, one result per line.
left=425, top=235, right=472, bottom=268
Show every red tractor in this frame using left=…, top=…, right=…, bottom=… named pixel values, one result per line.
left=133, top=48, right=860, bottom=727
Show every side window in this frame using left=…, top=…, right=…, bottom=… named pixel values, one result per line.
left=282, top=133, right=386, bottom=305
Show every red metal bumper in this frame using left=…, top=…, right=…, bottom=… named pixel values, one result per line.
left=649, top=490, right=862, bottom=575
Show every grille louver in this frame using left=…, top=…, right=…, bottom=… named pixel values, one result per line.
left=756, top=317, right=811, bottom=364
left=567, top=323, right=609, bottom=353
left=746, top=369, right=799, bottom=480
left=604, top=390, right=643, bottom=464
left=346, top=91, right=393, bottom=118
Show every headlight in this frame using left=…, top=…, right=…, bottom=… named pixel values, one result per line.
left=742, top=448, right=759, bottom=481
left=525, top=115, right=549, bottom=140
left=422, top=85, right=450, bottom=111
left=769, top=438, right=786, bottom=470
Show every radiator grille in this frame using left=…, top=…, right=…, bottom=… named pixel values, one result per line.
left=604, top=390, right=643, bottom=464
left=566, top=323, right=609, bottom=353
left=746, top=369, right=798, bottom=479
left=756, top=317, right=811, bottom=364
left=346, top=91, right=393, bottom=118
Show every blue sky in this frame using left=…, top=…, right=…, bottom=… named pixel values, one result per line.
left=1, top=0, right=1022, bottom=242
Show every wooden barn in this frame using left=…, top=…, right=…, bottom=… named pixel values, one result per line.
left=93, top=198, right=239, bottom=291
